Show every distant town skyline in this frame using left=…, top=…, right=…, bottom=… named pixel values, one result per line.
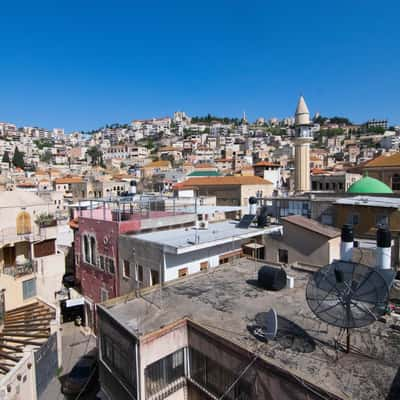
left=0, top=0, right=399, bottom=131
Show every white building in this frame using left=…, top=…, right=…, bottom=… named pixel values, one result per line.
left=119, top=220, right=281, bottom=286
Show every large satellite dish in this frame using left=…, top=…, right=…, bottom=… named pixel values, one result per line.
left=306, top=261, right=389, bottom=352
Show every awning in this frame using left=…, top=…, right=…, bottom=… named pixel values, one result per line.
left=244, top=243, right=264, bottom=249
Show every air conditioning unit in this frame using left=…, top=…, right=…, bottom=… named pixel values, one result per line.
left=195, top=220, right=209, bottom=230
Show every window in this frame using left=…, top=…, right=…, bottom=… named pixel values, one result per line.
left=348, top=213, right=359, bottom=226
left=23, top=278, right=37, bottom=300
left=99, top=255, right=105, bottom=270
left=178, top=268, right=188, bottom=278
left=189, top=348, right=252, bottom=399
left=145, top=349, right=184, bottom=397
left=278, top=249, right=288, bottom=264
left=392, top=174, right=400, bottom=191
left=83, top=235, right=90, bottom=263
left=16, top=211, right=32, bottom=235
left=90, top=237, right=96, bottom=263
left=123, top=260, right=130, bottom=278
left=200, top=261, right=208, bottom=271
left=101, top=332, right=135, bottom=393
left=376, top=214, right=389, bottom=227
left=83, top=234, right=96, bottom=265
left=107, top=258, right=115, bottom=274
left=136, top=264, right=143, bottom=282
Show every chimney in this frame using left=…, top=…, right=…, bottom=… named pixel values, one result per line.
left=249, top=197, right=258, bottom=215
left=340, top=224, right=354, bottom=262
left=376, top=227, right=391, bottom=270
left=130, top=180, right=137, bottom=195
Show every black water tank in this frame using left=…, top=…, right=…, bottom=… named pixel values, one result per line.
left=341, top=224, right=353, bottom=243
left=258, top=265, right=287, bottom=291
left=377, top=227, right=391, bottom=248
left=257, top=206, right=269, bottom=227
left=249, top=196, right=258, bottom=205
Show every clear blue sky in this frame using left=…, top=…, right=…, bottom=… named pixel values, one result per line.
left=0, top=0, right=399, bottom=132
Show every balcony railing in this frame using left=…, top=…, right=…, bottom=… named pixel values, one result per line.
left=3, top=260, right=37, bottom=278
left=0, top=227, right=44, bottom=246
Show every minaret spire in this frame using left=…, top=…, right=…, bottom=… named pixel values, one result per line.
left=294, top=95, right=312, bottom=192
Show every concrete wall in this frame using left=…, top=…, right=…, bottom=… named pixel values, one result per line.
left=35, top=252, right=65, bottom=307
left=334, top=204, right=400, bottom=237
left=118, top=235, right=163, bottom=293
left=139, top=323, right=188, bottom=400
left=264, top=222, right=340, bottom=266
left=164, top=242, right=243, bottom=281
left=0, top=351, right=37, bottom=400
left=1, top=272, right=37, bottom=311
left=118, top=235, right=250, bottom=292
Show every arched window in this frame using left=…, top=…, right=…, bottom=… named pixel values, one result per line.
left=90, top=237, right=96, bottom=264
left=83, top=234, right=97, bottom=265
left=16, top=211, right=31, bottom=235
left=392, top=174, right=400, bottom=191
left=83, top=235, right=90, bottom=263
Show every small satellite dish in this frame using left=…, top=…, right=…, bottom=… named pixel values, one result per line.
left=254, top=308, right=278, bottom=340
left=306, top=260, right=389, bottom=352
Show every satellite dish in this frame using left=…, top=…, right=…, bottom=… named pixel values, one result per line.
left=306, top=261, right=389, bottom=352
left=253, top=308, right=278, bottom=340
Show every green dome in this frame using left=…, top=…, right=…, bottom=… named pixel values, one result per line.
left=347, top=176, right=393, bottom=194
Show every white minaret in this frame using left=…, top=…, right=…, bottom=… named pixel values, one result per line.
left=294, top=96, right=312, bottom=192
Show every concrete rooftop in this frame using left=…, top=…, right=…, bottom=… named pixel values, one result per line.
left=130, top=220, right=282, bottom=254
left=105, top=259, right=400, bottom=400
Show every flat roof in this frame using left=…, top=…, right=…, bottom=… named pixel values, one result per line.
left=335, top=195, right=400, bottom=208
left=104, top=259, right=400, bottom=400
left=130, top=220, right=282, bottom=254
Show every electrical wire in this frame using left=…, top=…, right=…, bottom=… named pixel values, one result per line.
left=218, top=355, right=258, bottom=400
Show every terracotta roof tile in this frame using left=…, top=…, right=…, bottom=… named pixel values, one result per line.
left=365, top=152, right=400, bottom=168
left=254, top=161, right=281, bottom=167
left=55, top=177, right=83, bottom=184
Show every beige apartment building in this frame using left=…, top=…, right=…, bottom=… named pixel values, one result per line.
left=264, top=215, right=341, bottom=266
left=175, top=176, right=274, bottom=206
left=0, top=191, right=65, bottom=310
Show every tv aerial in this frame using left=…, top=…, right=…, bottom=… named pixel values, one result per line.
left=306, top=260, right=389, bottom=353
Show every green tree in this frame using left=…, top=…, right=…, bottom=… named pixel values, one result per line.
left=12, top=147, right=25, bottom=169
left=2, top=151, right=10, bottom=165
left=86, top=146, right=103, bottom=166
left=40, top=150, right=53, bottom=163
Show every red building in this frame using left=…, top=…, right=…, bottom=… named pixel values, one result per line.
left=70, top=199, right=196, bottom=328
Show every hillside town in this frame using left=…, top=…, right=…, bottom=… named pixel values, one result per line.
left=0, top=96, right=399, bottom=400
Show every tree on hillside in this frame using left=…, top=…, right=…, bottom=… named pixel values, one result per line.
left=2, top=151, right=10, bottom=166
left=40, top=150, right=53, bottom=164
left=86, top=146, right=104, bottom=167
left=12, top=147, right=25, bottom=169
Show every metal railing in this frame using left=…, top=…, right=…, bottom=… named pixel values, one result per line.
left=0, top=227, right=44, bottom=246
left=2, top=260, right=37, bottom=278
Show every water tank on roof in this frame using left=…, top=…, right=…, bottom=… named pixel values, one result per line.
left=257, top=206, right=269, bottom=228
left=258, top=265, right=287, bottom=291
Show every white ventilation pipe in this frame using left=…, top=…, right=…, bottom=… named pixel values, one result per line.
left=340, top=224, right=354, bottom=262
left=249, top=197, right=258, bottom=215
left=376, top=227, right=391, bottom=270
left=130, top=180, right=137, bottom=195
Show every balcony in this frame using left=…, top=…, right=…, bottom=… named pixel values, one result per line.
left=2, top=260, right=36, bottom=278
left=0, top=227, right=44, bottom=246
